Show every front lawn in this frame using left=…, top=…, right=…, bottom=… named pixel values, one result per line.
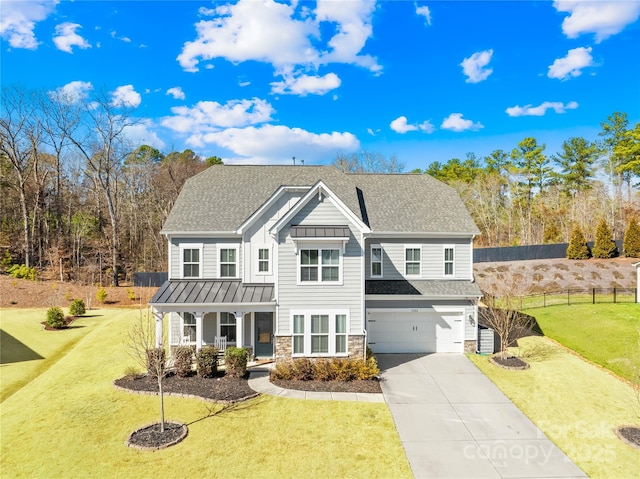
left=522, top=303, right=640, bottom=382
left=0, top=308, right=411, bottom=478
left=469, top=336, right=640, bottom=479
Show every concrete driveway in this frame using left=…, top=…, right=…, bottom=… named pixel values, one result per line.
left=377, top=354, right=587, bottom=479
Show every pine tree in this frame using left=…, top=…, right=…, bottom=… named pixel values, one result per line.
left=592, top=218, right=618, bottom=258
left=566, top=224, right=591, bottom=260
left=623, top=218, right=640, bottom=258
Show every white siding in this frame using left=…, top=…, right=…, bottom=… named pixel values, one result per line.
left=169, top=237, right=242, bottom=280
left=364, top=238, right=473, bottom=280
left=276, top=195, right=364, bottom=336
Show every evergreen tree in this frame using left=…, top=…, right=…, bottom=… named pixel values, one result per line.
left=592, top=218, right=618, bottom=258
left=623, top=218, right=640, bottom=258
left=566, top=224, right=591, bottom=260
left=543, top=222, right=562, bottom=244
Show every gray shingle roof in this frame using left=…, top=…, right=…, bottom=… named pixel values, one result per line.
left=366, top=280, right=482, bottom=298
left=150, top=280, right=275, bottom=306
left=161, top=165, right=479, bottom=235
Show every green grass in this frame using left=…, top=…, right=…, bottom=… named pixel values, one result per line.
left=522, top=303, right=640, bottom=382
left=0, top=308, right=411, bottom=478
left=520, top=291, right=637, bottom=309
left=469, top=337, right=640, bottom=479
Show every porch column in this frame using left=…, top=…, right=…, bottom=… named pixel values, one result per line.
left=195, top=312, right=203, bottom=351
left=234, top=311, right=244, bottom=348
left=154, top=309, right=163, bottom=348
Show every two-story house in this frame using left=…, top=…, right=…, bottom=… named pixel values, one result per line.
left=149, top=165, right=482, bottom=361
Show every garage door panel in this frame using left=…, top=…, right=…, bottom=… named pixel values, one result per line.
left=367, top=311, right=463, bottom=354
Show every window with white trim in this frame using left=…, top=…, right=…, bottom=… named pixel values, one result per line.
left=405, top=246, right=421, bottom=276
left=291, top=311, right=349, bottom=356
left=182, top=312, right=196, bottom=342
left=300, top=248, right=340, bottom=283
left=180, top=244, right=202, bottom=278
left=370, top=245, right=383, bottom=277
left=219, top=247, right=238, bottom=278
left=219, top=312, right=237, bottom=343
left=257, top=247, right=270, bottom=274
left=444, top=246, right=455, bottom=276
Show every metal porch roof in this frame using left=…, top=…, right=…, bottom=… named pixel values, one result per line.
left=149, top=280, right=275, bottom=305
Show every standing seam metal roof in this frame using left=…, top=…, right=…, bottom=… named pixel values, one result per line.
left=150, top=280, right=275, bottom=305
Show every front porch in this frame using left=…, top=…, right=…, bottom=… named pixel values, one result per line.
left=149, top=280, right=276, bottom=359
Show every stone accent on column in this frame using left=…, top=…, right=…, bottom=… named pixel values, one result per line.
left=348, top=335, right=365, bottom=359
left=464, top=340, right=477, bottom=353
left=275, top=336, right=292, bottom=362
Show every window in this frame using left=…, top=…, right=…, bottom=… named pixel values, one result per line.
left=444, top=247, right=455, bottom=276
left=182, top=312, right=196, bottom=342
left=219, top=247, right=237, bottom=278
left=300, top=248, right=340, bottom=283
left=219, top=312, right=237, bottom=342
left=311, top=315, right=329, bottom=354
left=335, top=314, right=347, bottom=354
left=257, top=248, right=270, bottom=274
left=293, top=315, right=305, bottom=354
left=405, top=247, right=421, bottom=276
left=180, top=244, right=202, bottom=278
left=371, top=245, right=382, bottom=277
left=291, top=311, right=348, bottom=356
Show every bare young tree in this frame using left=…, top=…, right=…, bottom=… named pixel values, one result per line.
left=333, top=150, right=404, bottom=173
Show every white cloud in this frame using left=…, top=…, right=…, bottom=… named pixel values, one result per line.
left=0, top=0, right=57, bottom=49
left=54, top=80, right=93, bottom=103
left=440, top=113, right=483, bottom=132
left=554, top=0, right=640, bottom=42
left=161, top=98, right=274, bottom=133
left=239, top=81, right=251, bottom=87
left=111, top=85, right=141, bottom=108
left=547, top=47, right=594, bottom=80
left=271, top=72, right=341, bottom=96
left=110, top=31, right=131, bottom=43
left=166, top=87, right=186, bottom=100
left=191, top=124, right=359, bottom=164
left=505, top=101, right=579, bottom=117
left=416, top=5, right=432, bottom=25
left=124, top=119, right=166, bottom=150
left=460, top=49, right=493, bottom=83
left=390, top=116, right=435, bottom=134
left=177, top=0, right=380, bottom=86
left=53, top=22, right=91, bottom=53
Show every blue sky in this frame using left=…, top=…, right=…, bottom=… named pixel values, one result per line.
left=2, top=0, right=639, bottom=170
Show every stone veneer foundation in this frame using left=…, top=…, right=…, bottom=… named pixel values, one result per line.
left=464, top=340, right=477, bottom=353
left=275, top=335, right=365, bottom=362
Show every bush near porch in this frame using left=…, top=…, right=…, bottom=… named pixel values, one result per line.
left=0, top=308, right=411, bottom=478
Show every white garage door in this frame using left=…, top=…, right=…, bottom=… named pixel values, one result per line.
left=367, top=311, right=464, bottom=353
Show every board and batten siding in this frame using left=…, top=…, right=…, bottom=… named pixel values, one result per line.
left=365, top=299, right=476, bottom=340
left=169, top=237, right=242, bottom=280
left=244, top=190, right=305, bottom=284
left=365, top=238, right=473, bottom=280
left=276, top=195, right=364, bottom=336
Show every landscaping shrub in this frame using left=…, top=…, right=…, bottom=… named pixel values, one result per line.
left=96, top=288, right=108, bottom=303
left=292, top=358, right=314, bottom=381
left=566, top=224, right=591, bottom=259
left=69, top=298, right=86, bottom=316
left=45, top=307, right=65, bottom=329
left=173, top=346, right=194, bottom=377
left=145, top=348, right=166, bottom=379
left=224, top=347, right=248, bottom=378
left=271, top=357, right=380, bottom=382
left=196, top=346, right=219, bottom=378
left=7, top=264, right=36, bottom=280
left=623, top=218, right=640, bottom=257
left=127, top=288, right=135, bottom=301
left=592, top=218, right=618, bottom=258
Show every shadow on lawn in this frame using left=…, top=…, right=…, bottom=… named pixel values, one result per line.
left=0, top=329, right=44, bottom=364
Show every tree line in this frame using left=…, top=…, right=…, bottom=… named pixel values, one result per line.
left=417, top=112, right=640, bottom=247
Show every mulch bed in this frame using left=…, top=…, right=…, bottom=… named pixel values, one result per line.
left=490, top=355, right=530, bottom=370
left=126, top=421, right=188, bottom=451
left=271, top=378, right=382, bottom=393
left=114, top=372, right=257, bottom=402
left=616, top=426, right=640, bottom=449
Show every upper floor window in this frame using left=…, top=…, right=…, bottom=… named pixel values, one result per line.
left=405, top=246, right=421, bottom=276
left=257, top=247, right=270, bottom=274
left=444, top=246, right=455, bottom=276
left=219, top=247, right=238, bottom=278
left=300, top=248, right=340, bottom=283
left=180, top=244, right=203, bottom=279
left=371, top=245, right=383, bottom=277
